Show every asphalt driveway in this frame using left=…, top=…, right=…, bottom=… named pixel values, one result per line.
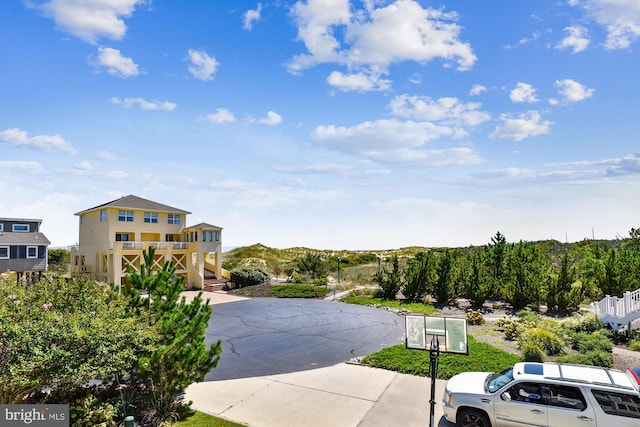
left=204, top=298, right=406, bottom=381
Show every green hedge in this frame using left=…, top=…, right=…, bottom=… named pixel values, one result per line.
left=267, top=284, right=329, bottom=298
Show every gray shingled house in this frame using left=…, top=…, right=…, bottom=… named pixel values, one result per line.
left=0, top=217, right=51, bottom=283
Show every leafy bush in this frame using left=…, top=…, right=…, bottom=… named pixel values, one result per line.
left=518, top=327, right=565, bottom=356
left=555, top=351, right=613, bottom=367
left=516, top=310, right=542, bottom=325
left=267, top=284, right=328, bottom=298
left=230, top=267, right=271, bottom=288
left=569, top=331, right=612, bottom=354
left=466, top=310, right=485, bottom=325
left=629, top=340, right=640, bottom=351
left=521, top=343, right=545, bottom=362
left=562, top=313, right=603, bottom=334
left=499, top=319, right=534, bottom=341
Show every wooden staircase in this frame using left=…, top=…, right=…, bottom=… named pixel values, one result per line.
left=590, top=288, right=640, bottom=332
left=202, top=268, right=228, bottom=292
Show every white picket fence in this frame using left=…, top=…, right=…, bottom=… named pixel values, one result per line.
left=590, top=288, right=640, bottom=332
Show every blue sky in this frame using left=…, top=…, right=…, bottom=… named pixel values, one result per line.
left=1, top=0, right=639, bottom=250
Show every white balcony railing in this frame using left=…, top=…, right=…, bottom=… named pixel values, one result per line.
left=591, top=288, right=640, bottom=331
left=108, top=241, right=191, bottom=251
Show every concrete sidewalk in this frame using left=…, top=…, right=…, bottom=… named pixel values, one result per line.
left=185, top=363, right=451, bottom=427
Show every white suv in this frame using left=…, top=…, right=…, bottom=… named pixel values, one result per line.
left=442, top=362, right=640, bottom=427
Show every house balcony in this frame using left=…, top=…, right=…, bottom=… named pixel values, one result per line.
left=109, top=241, right=192, bottom=251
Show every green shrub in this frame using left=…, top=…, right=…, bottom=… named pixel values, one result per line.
left=516, top=310, right=542, bottom=324
left=562, top=313, right=603, bottom=334
left=521, top=343, right=545, bottom=362
left=230, top=267, right=271, bottom=288
left=501, top=320, right=533, bottom=341
left=267, top=284, right=328, bottom=298
left=466, top=310, right=485, bottom=325
left=569, top=331, right=612, bottom=354
left=518, top=327, right=565, bottom=356
left=555, top=351, right=613, bottom=367
left=629, top=340, right=640, bottom=351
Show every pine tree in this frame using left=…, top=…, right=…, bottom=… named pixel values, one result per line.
left=124, top=248, right=223, bottom=423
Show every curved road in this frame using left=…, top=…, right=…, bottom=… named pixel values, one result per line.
left=204, top=298, right=406, bottom=381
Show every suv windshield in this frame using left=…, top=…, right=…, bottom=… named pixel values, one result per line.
left=485, top=366, right=514, bottom=393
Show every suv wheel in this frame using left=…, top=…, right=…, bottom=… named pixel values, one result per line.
left=457, top=409, right=491, bottom=427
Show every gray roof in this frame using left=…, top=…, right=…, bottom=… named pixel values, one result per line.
left=185, top=222, right=223, bottom=230
left=75, top=195, right=191, bottom=215
left=0, top=217, right=42, bottom=224
left=0, top=232, right=51, bottom=245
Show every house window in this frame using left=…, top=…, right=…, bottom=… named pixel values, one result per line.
left=13, top=224, right=29, bottom=232
left=115, top=233, right=130, bottom=241
left=165, top=234, right=176, bottom=242
left=0, top=247, right=8, bottom=259
left=144, top=212, right=158, bottom=223
left=168, top=214, right=180, bottom=225
left=215, top=231, right=220, bottom=242
left=100, top=210, right=107, bottom=222
left=27, top=246, right=38, bottom=258
left=0, top=224, right=4, bottom=232
left=118, top=210, right=134, bottom=222
left=80, top=215, right=85, bottom=224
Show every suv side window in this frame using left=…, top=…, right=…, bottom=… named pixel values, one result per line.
left=590, top=389, right=640, bottom=419
left=506, top=382, right=543, bottom=404
left=546, top=384, right=586, bottom=410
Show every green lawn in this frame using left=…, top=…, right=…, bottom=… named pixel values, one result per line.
left=172, top=411, right=245, bottom=427
left=340, top=295, right=438, bottom=315
left=361, top=335, right=522, bottom=379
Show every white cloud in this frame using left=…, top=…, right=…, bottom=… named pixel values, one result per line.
left=572, top=0, right=640, bottom=49
left=97, top=150, right=118, bottom=161
left=74, top=161, right=93, bottom=171
left=208, top=179, right=345, bottom=209
left=92, top=47, right=139, bottom=78
left=288, top=0, right=351, bottom=73
left=312, top=118, right=482, bottom=166
left=259, top=111, right=283, bottom=126
left=30, top=0, right=144, bottom=44
left=0, top=160, right=44, bottom=174
left=326, top=71, right=391, bottom=92
left=243, top=3, right=262, bottom=30
left=510, top=82, right=540, bottom=103
left=0, top=128, right=78, bottom=154
left=111, top=97, right=177, bottom=111
left=207, top=108, right=236, bottom=123
left=489, top=111, right=553, bottom=141
left=469, top=84, right=487, bottom=96
left=389, top=94, right=491, bottom=127
left=556, top=26, right=590, bottom=53
left=344, top=1, right=476, bottom=70
left=187, top=49, right=219, bottom=81
left=273, top=162, right=391, bottom=178
left=288, top=0, right=476, bottom=90
left=555, top=79, right=595, bottom=103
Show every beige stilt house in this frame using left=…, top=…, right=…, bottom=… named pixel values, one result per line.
left=70, top=195, right=224, bottom=289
